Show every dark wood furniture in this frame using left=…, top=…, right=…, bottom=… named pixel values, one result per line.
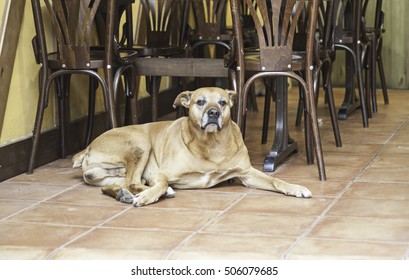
left=296, top=0, right=342, bottom=148
left=333, top=0, right=369, bottom=127
left=232, top=0, right=326, bottom=180
left=28, top=0, right=134, bottom=174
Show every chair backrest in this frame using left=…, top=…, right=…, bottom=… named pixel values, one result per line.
left=242, top=0, right=313, bottom=71
left=316, top=0, right=335, bottom=50
left=137, top=0, right=187, bottom=48
left=362, top=0, right=384, bottom=30
left=190, top=0, right=228, bottom=41
left=43, top=0, right=101, bottom=68
left=333, top=0, right=362, bottom=44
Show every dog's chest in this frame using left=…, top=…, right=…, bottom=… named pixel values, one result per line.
left=171, top=169, right=235, bottom=189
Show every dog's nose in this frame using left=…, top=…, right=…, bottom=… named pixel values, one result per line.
left=207, top=108, right=220, bottom=119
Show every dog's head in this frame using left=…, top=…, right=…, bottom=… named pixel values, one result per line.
left=173, top=87, right=237, bottom=133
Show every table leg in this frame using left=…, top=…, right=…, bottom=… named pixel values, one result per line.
left=263, top=77, right=298, bottom=172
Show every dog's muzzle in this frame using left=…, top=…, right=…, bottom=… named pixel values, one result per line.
left=201, top=108, right=222, bottom=131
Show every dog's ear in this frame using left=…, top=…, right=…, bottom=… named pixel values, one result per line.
left=173, top=90, right=192, bottom=109
left=225, top=89, right=237, bottom=107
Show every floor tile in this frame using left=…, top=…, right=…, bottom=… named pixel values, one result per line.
left=148, top=189, right=244, bottom=211
left=229, top=194, right=332, bottom=216
left=357, top=168, right=409, bottom=183
left=0, top=201, right=35, bottom=219
left=309, top=216, right=409, bottom=242
left=54, top=227, right=191, bottom=259
left=0, top=182, right=68, bottom=202
left=327, top=198, right=409, bottom=219
left=0, top=222, right=88, bottom=249
left=6, top=167, right=82, bottom=186
left=104, top=207, right=220, bottom=231
left=170, top=233, right=295, bottom=259
left=7, top=203, right=126, bottom=227
left=0, top=245, right=53, bottom=260
left=203, top=212, right=316, bottom=237
left=343, top=182, right=409, bottom=200
left=287, top=238, right=408, bottom=260
left=51, top=247, right=167, bottom=260
left=274, top=162, right=362, bottom=181
left=379, top=144, right=409, bottom=156
left=49, top=185, right=126, bottom=207
left=265, top=178, right=348, bottom=198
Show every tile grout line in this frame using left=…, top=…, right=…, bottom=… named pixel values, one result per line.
left=281, top=118, right=409, bottom=259
left=0, top=182, right=84, bottom=222
left=163, top=192, right=249, bottom=260
left=44, top=204, right=135, bottom=260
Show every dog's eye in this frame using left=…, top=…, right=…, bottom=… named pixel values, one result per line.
left=219, top=100, right=227, bottom=107
left=196, top=99, right=206, bottom=106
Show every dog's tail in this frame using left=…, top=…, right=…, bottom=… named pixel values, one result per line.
left=72, top=149, right=87, bottom=168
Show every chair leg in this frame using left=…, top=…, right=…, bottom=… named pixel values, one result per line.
left=323, top=62, right=342, bottom=147
left=128, top=72, right=140, bottom=125
left=146, top=76, right=162, bottom=122
left=86, top=77, right=98, bottom=147
left=27, top=74, right=54, bottom=174
left=295, top=86, right=304, bottom=127
left=302, top=71, right=326, bottom=180
left=377, top=39, right=389, bottom=105
left=303, top=90, right=314, bottom=165
left=261, top=79, right=272, bottom=145
left=370, top=36, right=378, bottom=113
left=57, top=75, right=71, bottom=158
left=363, top=50, right=373, bottom=118
left=354, top=44, right=369, bottom=128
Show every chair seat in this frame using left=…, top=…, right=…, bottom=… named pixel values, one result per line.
left=47, top=51, right=105, bottom=70
left=47, top=47, right=139, bottom=70
left=244, top=52, right=305, bottom=72
left=335, top=31, right=354, bottom=44
left=122, top=45, right=185, bottom=58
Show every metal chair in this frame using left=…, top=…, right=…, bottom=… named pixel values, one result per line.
left=187, top=0, right=232, bottom=89
left=362, top=0, right=388, bottom=113
left=116, top=0, right=240, bottom=121
left=295, top=0, right=342, bottom=148
left=333, top=0, right=369, bottom=127
left=28, top=0, right=134, bottom=174
left=232, top=0, right=326, bottom=180
left=117, top=0, right=188, bottom=122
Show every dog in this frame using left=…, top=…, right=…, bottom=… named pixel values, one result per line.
left=73, top=87, right=311, bottom=207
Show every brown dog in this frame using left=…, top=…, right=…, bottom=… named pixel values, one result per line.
left=73, top=87, right=311, bottom=206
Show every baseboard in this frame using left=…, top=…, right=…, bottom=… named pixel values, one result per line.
left=0, top=87, right=180, bottom=182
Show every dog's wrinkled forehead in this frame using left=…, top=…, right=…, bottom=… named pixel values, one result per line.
left=173, top=87, right=237, bottom=109
left=192, top=88, right=227, bottom=105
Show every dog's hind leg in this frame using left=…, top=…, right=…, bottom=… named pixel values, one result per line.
left=101, top=147, right=151, bottom=203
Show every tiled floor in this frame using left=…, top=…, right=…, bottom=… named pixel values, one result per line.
left=1, top=88, right=409, bottom=260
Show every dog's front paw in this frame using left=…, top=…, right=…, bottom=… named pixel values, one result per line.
left=283, top=185, right=312, bottom=198
left=116, top=188, right=137, bottom=204
left=133, top=195, right=150, bottom=207
left=133, top=192, right=161, bottom=207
